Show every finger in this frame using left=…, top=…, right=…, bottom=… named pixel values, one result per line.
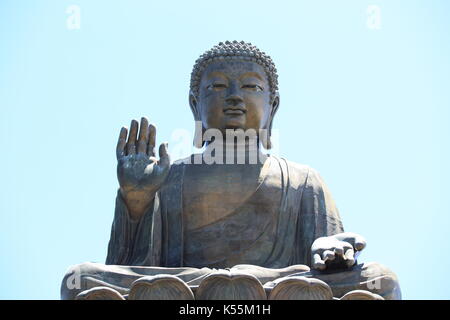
left=147, top=124, right=156, bottom=157
left=158, top=142, right=170, bottom=168
left=333, top=245, right=344, bottom=257
left=137, top=117, right=149, bottom=154
left=322, top=250, right=335, bottom=262
left=344, top=248, right=356, bottom=267
left=342, top=242, right=353, bottom=253
left=116, top=126, right=128, bottom=160
left=313, top=253, right=326, bottom=271
left=339, top=232, right=367, bottom=251
left=353, top=235, right=367, bottom=251
left=126, top=119, right=139, bottom=155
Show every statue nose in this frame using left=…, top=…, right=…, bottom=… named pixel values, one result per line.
left=225, top=94, right=244, bottom=106
left=225, top=81, right=244, bottom=106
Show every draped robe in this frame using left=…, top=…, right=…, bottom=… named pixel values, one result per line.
left=61, top=155, right=401, bottom=300
left=105, top=155, right=344, bottom=268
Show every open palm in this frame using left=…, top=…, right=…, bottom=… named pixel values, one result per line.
left=116, top=117, right=170, bottom=219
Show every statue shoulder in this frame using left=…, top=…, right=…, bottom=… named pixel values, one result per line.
left=270, top=156, right=312, bottom=186
left=172, top=156, right=192, bottom=166
left=270, top=156, right=327, bottom=188
left=271, top=156, right=312, bottom=175
left=157, top=156, right=191, bottom=191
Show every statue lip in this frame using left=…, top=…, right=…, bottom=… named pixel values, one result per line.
left=223, top=107, right=246, bottom=115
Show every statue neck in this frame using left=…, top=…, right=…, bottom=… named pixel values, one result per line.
left=203, top=138, right=267, bottom=165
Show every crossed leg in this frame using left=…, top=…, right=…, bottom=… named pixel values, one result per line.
left=61, top=262, right=400, bottom=300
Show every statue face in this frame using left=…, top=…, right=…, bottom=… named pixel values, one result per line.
left=193, top=60, right=278, bottom=135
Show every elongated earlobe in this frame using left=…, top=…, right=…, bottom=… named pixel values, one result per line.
left=189, top=92, right=205, bottom=148
left=260, top=94, right=279, bottom=150
left=193, top=121, right=205, bottom=148
left=260, top=129, right=272, bottom=150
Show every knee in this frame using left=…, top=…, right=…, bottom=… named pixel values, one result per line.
left=60, top=262, right=102, bottom=300
left=359, top=262, right=402, bottom=300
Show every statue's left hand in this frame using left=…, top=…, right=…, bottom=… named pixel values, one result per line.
left=311, top=232, right=367, bottom=271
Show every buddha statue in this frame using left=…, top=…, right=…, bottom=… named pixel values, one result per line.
left=61, top=41, right=401, bottom=300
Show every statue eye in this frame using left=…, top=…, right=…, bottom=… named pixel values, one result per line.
left=208, top=83, right=227, bottom=90
left=242, top=84, right=263, bottom=92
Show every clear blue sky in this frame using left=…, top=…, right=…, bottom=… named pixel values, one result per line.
left=0, top=0, right=449, bottom=299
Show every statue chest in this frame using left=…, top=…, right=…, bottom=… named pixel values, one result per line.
left=182, top=160, right=281, bottom=231
left=180, top=158, right=283, bottom=267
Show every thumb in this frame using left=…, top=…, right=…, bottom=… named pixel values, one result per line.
left=158, top=142, right=170, bottom=168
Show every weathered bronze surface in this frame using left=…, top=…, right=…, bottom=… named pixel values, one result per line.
left=61, top=41, right=401, bottom=300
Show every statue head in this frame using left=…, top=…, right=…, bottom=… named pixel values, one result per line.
left=189, top=41, right=280, bottom=149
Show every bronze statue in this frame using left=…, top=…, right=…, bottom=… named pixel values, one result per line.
left=61, top=41, right=401, bottom=300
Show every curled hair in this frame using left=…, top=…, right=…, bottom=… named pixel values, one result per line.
left=190, top=41, right=279, bottom=101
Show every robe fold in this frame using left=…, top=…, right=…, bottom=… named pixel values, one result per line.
left=106, top=155, right=344, bottom=268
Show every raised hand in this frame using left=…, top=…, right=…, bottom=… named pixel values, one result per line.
left=311, top=232, right=367, bottom=271
left=116, top=117, right=170, bottom=220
